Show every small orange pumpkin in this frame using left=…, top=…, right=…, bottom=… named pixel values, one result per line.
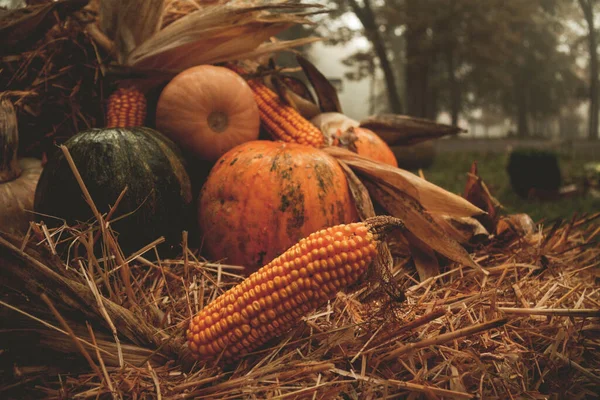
left=198, top=140, right=359, bottom=272
left=311, top=113, right=397, bottom=167
left=156, top=65, right=260, bottom=162
left=347, top=127, right=398, bottom=167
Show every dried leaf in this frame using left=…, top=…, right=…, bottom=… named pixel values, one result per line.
left=323, top=147, right=484, bottom=218
left=337, top=160, right=375, bottom=221
left=404, top=230, right=440, bottom=281
left=364, top=182, right=486, bottom=275
left=237, top=36, right=321, bottom=65
left=296, top=54, right=342, bottom=113
left=434, top=215, right=490, bottom=245
left=280, top=75, right=316, bottom=104
left=496, top=214, right=536, bottom=237
left=359, top=114, right=466, bottom=146
left=127, top=3, right=321, bottom=70
left=274, top=74, right=320, bottom=119
left=99, top=0, right=119, bottom=41
left=113, top=0, right=166, bottom=63
left=463, top=161, right=502, bottom=231
left=374, top=241, right=405, bottom=301
left=269, top=73, right=294, bottom=107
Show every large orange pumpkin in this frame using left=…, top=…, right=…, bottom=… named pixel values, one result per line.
left=156, top=65, right=260, bottom=162
left=198, top=140, right=359, bottom=272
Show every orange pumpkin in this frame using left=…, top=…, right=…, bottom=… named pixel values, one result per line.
left=198, top=140, right=359, bottom=272
left=349, top=127, right=398, bottom=167
left=310, top=113, right=397, bottom=167
left=156, top=65, right=260, bottom=162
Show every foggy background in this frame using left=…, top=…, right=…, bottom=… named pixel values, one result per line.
left=278, top=0, right=600, bottom=145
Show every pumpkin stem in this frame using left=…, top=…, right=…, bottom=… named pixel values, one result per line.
left=207, top=111, right=229, bottom=133
left=106, top=86, right=147, bottom=128
left=0, top=97, right=22, bottom=183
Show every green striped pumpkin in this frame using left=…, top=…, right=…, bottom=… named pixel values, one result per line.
left=34, top=127, right=192, bottom=255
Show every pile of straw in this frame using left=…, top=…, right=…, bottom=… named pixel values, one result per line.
left=1, top=2, right=599, bottom=399
left=1, top=170, right=598, bottom=398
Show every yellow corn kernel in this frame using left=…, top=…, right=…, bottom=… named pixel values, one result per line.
left=186, top=216, right=404, bottom=362
left=106, top=87, right=147, bottom=128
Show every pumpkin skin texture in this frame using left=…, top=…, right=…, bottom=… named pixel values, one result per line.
left=156, top=65, right=260, bottom=162
left=349, top=127, right=398, bottom=167
left=198, top=140, right=359, bottom=272
left=34, top=127, right=192, bottom=255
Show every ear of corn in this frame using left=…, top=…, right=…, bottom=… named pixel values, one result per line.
left=186, top=216, right=404, bottom=362
left=227, top=65, right=325, bottom=148
left=247, top=80, right=325, bottom=148
left=106, top=87, right=147, bottom=128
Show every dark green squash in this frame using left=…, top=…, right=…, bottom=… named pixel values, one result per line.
left=34, top=127, right=192, bottom=255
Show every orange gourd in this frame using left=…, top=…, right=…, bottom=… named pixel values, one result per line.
left=311, top=113, right=397, bottom=167
left=198, top=140, right=359, bottom=272
left=156, top=65, right=260, bottom=162
left=349, top=127, right=398, bottom=167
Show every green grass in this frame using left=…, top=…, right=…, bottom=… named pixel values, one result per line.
left=414, top=150, right=600, bottom=223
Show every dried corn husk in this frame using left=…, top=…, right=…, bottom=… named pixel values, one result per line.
left=359, top=114, right=466, bottom=146
left=324, top=147, right=484, bottom=218
left=94, top=0, right=323, bottom=76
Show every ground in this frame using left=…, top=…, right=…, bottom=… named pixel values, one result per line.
left=415, top=140, right=600, bottom=223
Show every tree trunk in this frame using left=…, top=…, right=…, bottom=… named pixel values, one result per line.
left=515, top=77, right=529, bottom=137
left=347, top=0, right=403, bottom=113
left=405, top=0, right=429, bottom=118
left=445, top=47, right=461, bottom=126
left=579, top=0, right=599, bottom=141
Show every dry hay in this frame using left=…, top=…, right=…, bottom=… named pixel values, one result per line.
left=0, top=0, right=108, bottom=159
left=1, top=199, right=599, bottom=399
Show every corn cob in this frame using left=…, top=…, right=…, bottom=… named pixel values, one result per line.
left=106, top=87, right=147, bottom=128
left=186, top=216, right=403, bottom=361
left=227, top=65, right=325, bottom=148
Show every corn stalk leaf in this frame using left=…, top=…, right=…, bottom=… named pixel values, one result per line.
left=98, top=0, right=165, bottom=63
left=337, top=160, right=375, bottom=221
left=296, top=54, right=342, bottom=113
left=127, top=3, right=321, bottom=70
left=359, top=114, right=466, bottom=146
left=404, top=230, right=440, bottom=281
left=324, top=147, right=484, bottom=218
left=364, top=182, right=486, bottom=275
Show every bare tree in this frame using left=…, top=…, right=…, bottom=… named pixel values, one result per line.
left=578, top=0, right=599, bottom=140
left=346, top=0, right=403, bottom=113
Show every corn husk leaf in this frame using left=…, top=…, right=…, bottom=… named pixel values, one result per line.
left=268, top=73, right=321, bottom=119
left=126, top=3, right=322, bottom=70
left=337, top=160, right=375, bottom=221
left=235, top=36, right=322, bottom=67
left=296, top=54, right=342, bottom=113
left=324, top=147, right=484, bottom=218
left=404, top=230, right=440, bottom=281
left=364, top=182, right=486, bottom=275
left=311, top=112, right=360, bottom=144
left=434, top=215, right=490, bottom=245
left=496, top=213, right=536, bottom=238
left=280, top=75, right=316, bottom=104
left=115, top=0, right=166, bottom=64
left=359, top=114, right=466, bottom=146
